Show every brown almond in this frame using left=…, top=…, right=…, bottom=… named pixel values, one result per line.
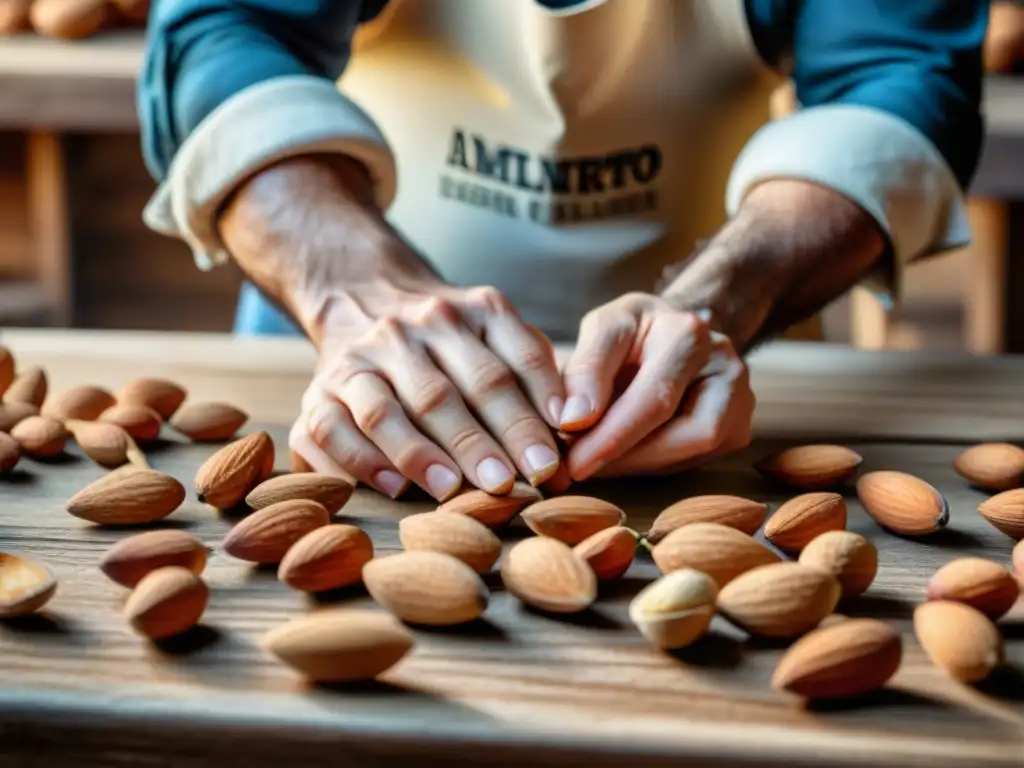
left=0, top=1, right=31, bottom=35
left=954, top=443, right=1024, bottom=491
left=772, top=618, right=902, bottom=699
left=99, top=530, right=207, bottom=588
left=170, top=402, right=249, bottom=442
left=112, top=0, right=148, bottom=22
left=926, top=557, right=1020, bottom=620
left=501, top=536, right=597, bottom=613
left=118, top=378, right=187, bottom=420
left=99, top=403, right=162, bottom=442
left=914, top=600, right=1004, bottom=683
left=4, top=366, right=47, bottom=408
left=363, top=551, right=488, bottom=626
left=10, top=414, right=67, bottom=457
left=0, top=401, right=38, bottom=432
left=856, top=471, right=949, bottom=536
left=798, top=531, right=877, bottom=599
left=278, top=524, right=374, bottom=592
left=717, top=562, right=842, bottom=638
left=0, top=346, right=13, bottom=395
left=1014, top=539, right=1024, bottom=578
left=194, top=430, right=274, bottom=509
left=574, top=526, right=637, bottom=582
left=222, top=499, right=330, bottom=564
left=263, top=609, right=414, bottom=683
left=245, top=472, right=354, bottom=515
left=520, top=496, right=625, bottom=544
left=30, top=0, right=108, bottom=38
left=764, top=493, right=846, bottom=552
left=43, top=385, right=116, bottom=421
left=66, top=420, right=147, bottom=469
left=647, top=495, right=766, bottom=543
left=755, top=444, right=863, bottom=489
left=66, top=468, right=185, bottom=525
left=398, top=511, right=501, bottom=574
left=289, top=450, right=314, bottom=473
left=652, top=522, right=780, bottom=586
left=978, top=488, right=1024, bottom=540
left=124, top=566, right=208, bottom=639
left=437, top=482, right=542, bottom=528
left=0, top=431, right=20, bottom=475
left=0, top=552, right=56, bottom=617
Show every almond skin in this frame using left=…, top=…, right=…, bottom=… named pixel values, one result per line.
left=194, top=430, right=274, bottom=509
left=437, top=482, right=541, bottom=527
left=170, top=402, right=249, bottom=442
left=652, top=522, right=780, bottom=586
left=10, top=414, right=67, bottom=457
left=856, top=471, right=949, bottom=536
left=263, top=609, right=414, bottom=683
left=755, top=445, right=863, bottom=490
left=520, top=496, right=626, bottom=544
left=926, top=557, right=1020, bottom=620
left=43, top=385, right=116, bottom=421
left=222, top=499, right=330, bottom=564
left=717, top=562, right=842, bottom=638
left=66, top=420, right=143, bottom=469
left=30, top=0, right=109, bottom=39
left=278, top=524, right=374, bottom=592
left=977, top=488, right=1024, bottom=540
left=0, top=346, right=13, bottom=396
left=118, top=377, right=187, bottom=420
left=99, top=403, right=162, bottom=442
left=66, top=468, right=185, bottom=525
left=574, top=526, right=637, bottom=582
left=124, top=566, right=208, bottom=640
left=501, top=536, right=597, bottom=613
left=1014, top=539, right=1024, bottom=578
left=0, top=402, right=38, bottom=432
left=3, top=366, right=47, bottom=408
left=245, top=472, right=354, bottom=515
left=914, top=600, right=1004, bottom=683
left=798, top=531, right=877, bottom=599
left=647, top=495, right=767, bottom=544
left=772, top=618, right=902, bottom=699
left=954, top=443, right=1024, bottom=491
left=398, top=511, right=501, bottom=574
left=363, top=551, right=489, bottom=626
left=99, top=530, right=207, bottom=588
left=764, top=493, right=846, bottom=552
left=0, top=431, right=20, bottom=475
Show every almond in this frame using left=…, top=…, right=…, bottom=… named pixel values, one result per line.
left=30, top=0, right=109, bottom=39
left=398, top=511, right=501, bottom=574
left=99, top=403, right=162, bottom=442
left=914, top=600, right=1004, bottom=683
left=856, top=471, right=949, bottom=536
left=1014, top=539, right=1024, bottom=578
left=647, top=495, right=767, bottom=543
left=0, top=402, right=38, bottom=432
left=124, top=566, right=208, bottom=639
left=652, top=522, right=780, bottom=586
left=798, top=531, right=877, bottom=598
left=10, top=414, right=67, bottom=457
left=245, top=472, right=354, bottom=515
left=278, top=524, right=374, bottom=592
left=500, top=536, right=597, bottom=613
left=977, top=488, right=1024, bottom=540
left=112, top=0, right=148, bottom=22
left=772, top=618, right=902, bottom=699
left=926, top=557, right=1020, bottom=620
left=119, top=378, right=187, bottom=420
left=363, top=551, right=488, bottom=626
left=574, top=526, right=637, bottom=581
left=0, top=345, right=13, bottom=396
left=99, top=530, right=207, bottom=588
left=66, top=468, right=185, bottom=525
left=263, top=609, right=414, bottom=683
left=628, top=569, right=718, bottom=650
left=194, top=430, right=274, bottom=509
left=755, top=444, right=863, bottom=490
left=222, top=499, right=330, bottom=564
left=43, top=385, right=116, bottom=421
left=0, top=552, right=56, bottom=617
left=520, top=496, right=626, bottom=544
left=3, top=366, right=47, bottom=407
left=717, top=562, right=842, bottom=638
left=0, top=431, right=20, bottom=475
left=954, top=443, right=1024, bottom=491
left=170, top=402, right=249, bottom=442
left=65, top=420, right=147, bottom=469
left=764, top=493, right=846, bottom=552
left=437, top=482, right=542, bottom=527
left=289, top=450, right=314, bottom=473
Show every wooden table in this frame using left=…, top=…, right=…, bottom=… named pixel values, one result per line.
left=0, top=330, right=1022, bottom=767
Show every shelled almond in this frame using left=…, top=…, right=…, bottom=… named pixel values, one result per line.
left=574, top=526, right=637, bottom=582
left=647, top=495, right=766, bottom=543
left=0, top=402, right=38, bottom=432
left=278, top=524, right=374, bottom=592
left=798, top=531, right=877, bottom=599
left=652, top=522, right=780, bottom=586
left=10, top=415, right=67, bottom=458
left=99, top=530, right=208, bottom=588
left=171, top=402, right=249, bottom=442
left=764, top=493, right=846, bottom=552
left=246, top=472, right=353, bottom=515
left=0, top=431, right=20, bottom=475
left=520, top=496, right=625, bottom=544
left=99, top=403, right=163, bottom=442
left=43, top=385, right=116, bottom=422
left=717, top=562, right=841, bottom=638
left=926, top=557, right=1019, bottom=620
left=977, top=489, right=1024, bottom=540
left=755, top=445, right=863, bottom=490
left=363, top=551, right=488, bottom=626
left=118, top=378, right=187, bottom=420
left=65, top=420, right=147, bottom=469
left=1014, top=539, right=1024, bottom=577
left=124, top=566, right=208, bottom=640
left=914, top=600, right=1004, bottom=683
left=66, top=468, right=185, bottom=525
left=194, top=430, right=274, bottom=509
left=954, top=443, right=1024, bottom=491
left=4, top=366, right=47, bottom=408
left=398, top=511, right=501, bottom=574
left=856, top=471, right=949, bottom=536
left=222, top=499, right=330, bottom=564
left=437, top=483, right=541, bottom=527
left=501, top=536, right=597, bottom=613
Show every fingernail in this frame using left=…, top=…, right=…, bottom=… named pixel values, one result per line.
left=425, top=464, right=461, bottom=501
left=476, top=457, right=514, bottom=493
left=373, top=469, right=408, bottom=499
left=547, top=396, right=565, bottom=425
left=523, top=444, right=559, bottom=483
left=560, top=395, right=592, bottom=428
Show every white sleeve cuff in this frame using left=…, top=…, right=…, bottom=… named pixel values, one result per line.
left=725, top=104, right=971, bottom=303
left=142, top=75, right=396, bottom=271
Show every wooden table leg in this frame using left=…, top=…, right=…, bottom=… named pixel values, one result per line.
left=964, top=198, right=1007, bottom=355
left=26, top=130, right=72, bottom=327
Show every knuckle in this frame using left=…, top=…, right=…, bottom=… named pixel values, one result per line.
left=510, top=342, right=553, bottom=375
left=467, top=359, right=517, bottom=399
left=647, top=379, right=679, bottom=419
left=367, top=316, right=405, bottom=345
left=495, top=410, right=543, bottom=444
left=392, top=443, right=442, bottom=475
left=354, top=395, right=401, bottom=435
left=412, top=297, right=460, bottom=328
left=468, top=285, right=513, bottom=314
left=407, top=376, right=458, bottom=419
left=446, top=425, right=492, bottom=457
left=306, top=402, right=337, bottom=449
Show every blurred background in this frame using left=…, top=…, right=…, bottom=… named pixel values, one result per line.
left=1, top=0, right=1024, bottom=354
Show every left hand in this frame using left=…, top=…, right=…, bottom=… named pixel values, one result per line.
left=559, top=293, right=755, bottom=479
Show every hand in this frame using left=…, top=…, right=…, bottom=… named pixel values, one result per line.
left=559, top=293, right=754, bottom=479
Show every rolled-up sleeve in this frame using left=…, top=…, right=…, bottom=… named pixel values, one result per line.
left=139, top=0, right=395, bottom=270
left=730, top=0, right=986, bottom=300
